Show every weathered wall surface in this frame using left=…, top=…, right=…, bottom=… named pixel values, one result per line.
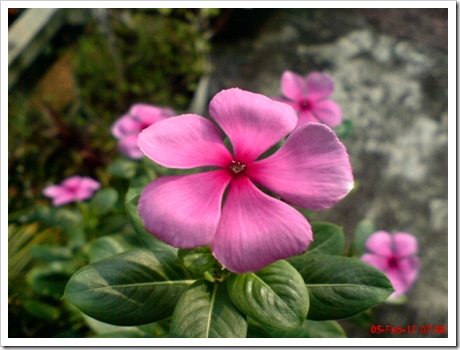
left=209, top=9, right=448, bottom=337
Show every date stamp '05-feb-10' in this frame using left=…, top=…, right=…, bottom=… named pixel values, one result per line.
left=370, top=324, right=446, bottom=335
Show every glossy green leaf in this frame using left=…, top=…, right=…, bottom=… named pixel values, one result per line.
left=88, top=234, right=140, bottom=263
left=64, top=249, right=195, bottom=326
left=89, top=188, right=119, bottom=216
left=247, top=318, right=346, bottom=338
left=297, top=255, right=393, bottom=320
left=351, top=219, right=376, bottom=256
left=228, top=260, right=309, bottom=330
left=125, top=188, right=173, bottom=252
left=29, top=244, right=73, bottom=262
left=334, top=119, right=354, bottom=139
left=27, top=266, right=73, bottom=299
left=171, top=280, right=247, bottom=338
left=178, top=246, right=218, bottom=274
left=108, top=158, right=139, bottom=179
left=288, top=222, right=345, bottom=270
left=24, top=300, right=61, bottom=321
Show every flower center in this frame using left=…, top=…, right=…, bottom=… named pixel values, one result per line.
left=228, top=160, right=247, bottom=176
left=300, top=99, right=311, bottom=110
left=388, top=256, right=399, bottom=268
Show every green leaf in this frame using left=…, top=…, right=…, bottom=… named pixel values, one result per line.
left=351, top=219, right=376, bottom=256
left=171, top=280, right=247, bottom=338
left=334, top=119, right=354, bottom=139
left=23, top=300, right=61, bottom=321
left=108, top=158, right=139, bottom=179
left=125, top=188, right=173, bottom=252
left=275, top=319, right=346, bottom=338
left=29, top=244, right=73, bottom=262
left=247, top=318, right=346, bottom=338
left=228, top=260, right=309, bottom=330
left=27, top=266, right=73, bottom=299
left=178, top=246, right=218, bottom=274
left=297, top=255, right=394, bottom=320
left=64, top=249, right=195, bottom=326
left=34, top=207, right=85, bottom=248
left=88, top=234, right=140, bottom=263
left=288, top=222, right=345, bottom=269
left=89, top=188, right=119, bottom=216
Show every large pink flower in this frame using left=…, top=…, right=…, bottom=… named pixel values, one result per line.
left=277, top=71, right=342, bottom=127
left=138, top=88, right=354, bottom=273
left=361, top=231, right=420, bottom=298
left=112, top=103, right=175, bottom=159
left=43, top=175, right=101, bottom=206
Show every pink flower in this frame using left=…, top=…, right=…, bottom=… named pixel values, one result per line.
left=277, top=71, right=342, bottom=127
left=112, top=103, right=175, bottom=159
left=138, top=88, right=354, bottom=273
left=43, top=176, right=101, bottom=206
left=361, top=231, right=420, bottom=298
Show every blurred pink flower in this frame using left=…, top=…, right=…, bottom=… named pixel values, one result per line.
left=138, top=88, right=354, bottom=273
left=112, top=103, right=175, bottom=159
left=43, top=176, right=101, bottom=206
left=277, top=71, right=342, bottom=127
left=361, top=231, right=420, bottom=298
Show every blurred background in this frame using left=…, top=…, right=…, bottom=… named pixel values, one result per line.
left=8, top=8, right=448, bottom=338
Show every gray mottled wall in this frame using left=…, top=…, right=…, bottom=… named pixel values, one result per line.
left=209, top=9, right=448, bottom=337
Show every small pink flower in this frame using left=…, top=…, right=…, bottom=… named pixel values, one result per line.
left=43, top=176, right=101, bottom=206
left=138, top=88, right=354, bottom=273
left=361, top=231, right=420, bottom=298
left=112, top=103, right=175, bottom=159
left=277, top=71, right=342, bottom=127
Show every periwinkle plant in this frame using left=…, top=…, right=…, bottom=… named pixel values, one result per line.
left=63, top=87, right=395, bottom=338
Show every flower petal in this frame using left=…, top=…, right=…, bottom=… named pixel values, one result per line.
left=298, top=110, right=320, bottom=125
left=73, top=177, right=100, bottom=200
left=130, top=103, right=175, bottom=125
left=112, top=115, right=142, bottom=139
left=311, top=100, right=342, bottom=127
left=43, top=184, right=67, bottom=199
left=209, top=88, right=297, bottom=163
left=211, top=176, right=312, bottom=273
left=305, top=72, right=335, bottom=101
left=393, top=232, right=419, bottom=258
left=138, top=114, right=233, bottom=168
left=364, top=231, right=393, bottom=257
left=281, top=71, right=305, bottom=101
left=249, top=123, right=354, bottom=210
left=138, top=171, right=232, bottom=248
left=361, top=253, right=389, bottom=271
left=387, top=256, right=420, bottom=297
left=118, top=134, right=144, bottom=159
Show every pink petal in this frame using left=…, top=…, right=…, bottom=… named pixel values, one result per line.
left=364, top=231, right=393, bottom=257
left=43, top=184, right=67, bottom=199
left=393, top=232, right=419, bottom=258
left=386, top=256, right=420, bottom=297
left=61, top=176, right=83, bottom=189
left=73, top=177, right=100, bottom=200
left=249, top=123, right=354, bottom=210
left=130, top=103, right=175, bottom=126
left=118, top=134, right=144, bottom=159
left=138, top=171, right=232, bottom=248
left=209, top=88, right=297, bottom=164
left=311, top=100, right=342, bottom=127
left=138, top=114, right=233, bottom=169
left=361, top=254, right=390, bottom=271
left=51, top=191, right=78, bottom=206
left=281, top=71, right=305, bottom=101
left=211, top=176, right=312, bottom=273
left=298, top=110, right=320, bottom=125
left=79, top=177, right=101, bottom=191
left=112, top=115, right=142, bottom=139
left=305, top=72, right=335, bottom=101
